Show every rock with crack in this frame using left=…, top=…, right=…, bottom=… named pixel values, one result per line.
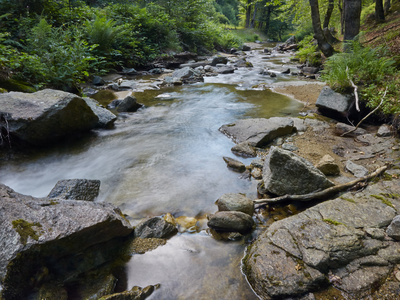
left=244, top=189, right=399, bottom=299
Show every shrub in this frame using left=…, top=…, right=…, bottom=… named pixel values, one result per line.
left=321, top=40, right=399, bottom=115
left=295, top=35, right=322, bottom=66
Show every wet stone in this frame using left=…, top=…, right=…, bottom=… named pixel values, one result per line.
left=231, top=141, right=257, bottom=157
left=207, top=211, right=254, bottom=234
left=215, top=193, right=254, bottom=216
left=223, top=156, right=246, bottom=173
left=134, top=216, right=177, bottom=239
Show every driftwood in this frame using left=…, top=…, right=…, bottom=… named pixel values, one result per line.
left=254, top=165, right=388, bottom=206
left=346, top=66, right=360, bottom=112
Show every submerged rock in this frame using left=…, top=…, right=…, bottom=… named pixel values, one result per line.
left=47, top=179, right=101, bottom=201
left=99, top=284, right=159, bottom=300
left=134, top=216, right=177, bottom=239
left=219, top=117, right=295, bottom=147
left=0, top=89, right=99, bottom=146
left=0, top=183, right=132, bottom=300
left=223, top=156, right=246, bottom=173
left=263, top=146, right=334, bottom=196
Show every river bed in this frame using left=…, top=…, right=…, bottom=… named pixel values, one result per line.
left=0, top=45, right=307, bottom=299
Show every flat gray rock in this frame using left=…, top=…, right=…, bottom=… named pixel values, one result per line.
left=316, top=86, right=353, bottom=115
left=219, top=117, right=295, bottom=147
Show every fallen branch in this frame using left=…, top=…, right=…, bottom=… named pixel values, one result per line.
left=341, top=87, right=387, bottom=137
left=254, top=165, right=387, bottom=206
left=346, top=66, right=360, bottom=112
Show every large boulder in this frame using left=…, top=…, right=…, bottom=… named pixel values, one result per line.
left=219, top=117, right=295, bottom=147
left=0, top=89, right=99, bottom=146
left=262, top=146, right=334, bottom=195
left=244, top=191, right=398, bottom=299
left=316, top=86, right=354, bottom=120
left=0, top=183, right=133, bottom=299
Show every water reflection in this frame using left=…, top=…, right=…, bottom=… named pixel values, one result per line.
left=125, top=233, right=258, bottom=300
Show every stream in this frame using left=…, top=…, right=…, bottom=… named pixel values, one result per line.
left=0, top=44, right=306, bottom=299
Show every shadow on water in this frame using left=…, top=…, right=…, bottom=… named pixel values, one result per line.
left=0, top=52, right=305, bottom=299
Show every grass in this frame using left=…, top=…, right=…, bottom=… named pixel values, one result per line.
left=227, top=27, right=269, bottom=43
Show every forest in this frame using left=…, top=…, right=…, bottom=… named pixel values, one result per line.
left=0, top=0, right=399, bottom=118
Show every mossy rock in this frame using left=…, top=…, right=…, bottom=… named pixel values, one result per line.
left=0, top=87, right=7, bottom=93
left=0, top=78, right=36, bottom=93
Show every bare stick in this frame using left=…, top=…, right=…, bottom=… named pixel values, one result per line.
left=346, top=66, right=360, bottom=112
left=254, top=165, right=387, bottom=206
left=341, top=87, right=388, bottom=137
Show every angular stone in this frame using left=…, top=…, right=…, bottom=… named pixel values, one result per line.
left=83, top=97, right=117, bottom=128
left=386, top=215, right=400, bottom=241
left=216, top=66, right=235, bottom=74
left=215, top=193, right=254, bottom=216
left=346, top=160, right=368, bottom=178
left=207, top=211, right=254, bottom=234
left=316, top=86, right=353, bottom=118
left=99, top=284, right=158, bottom=300
left=335, top=122, right=367, bottom=136
left=0, top=89, right=99, bottom=146
left=219, top=117, right=295, bottom=147
left=134, top=217, right=177, bottom=239
left=231, top=141, right=257, bottom=157
left=47, top=179, right=101, bottom=201
left=377, top=124, right=392, bottom=137
left=211, top=56, right=228, bottom=66
left=223, top=157, right=246, bottom=173
left=263, top=146, right=334, bottom=196
left=316, top=154, right=340, bottom=176
left=116, top=95, right=143, bottom=113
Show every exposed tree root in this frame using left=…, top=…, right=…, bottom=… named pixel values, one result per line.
left=254, top=165, right=388, bottom=206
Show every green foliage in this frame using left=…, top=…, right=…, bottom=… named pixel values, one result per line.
left=321, top=40, right=400, bottom=115
left=295, top=34, right=322, bottom=66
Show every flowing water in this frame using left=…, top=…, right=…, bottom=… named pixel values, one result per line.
left=0, top=46, right=305, bottom=299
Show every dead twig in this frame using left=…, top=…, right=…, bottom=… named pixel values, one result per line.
left=346, top=66, right=360, bottom=112
left=341, top=87, right=388, bottom=137
left=254, top=165, right=387, bottom=206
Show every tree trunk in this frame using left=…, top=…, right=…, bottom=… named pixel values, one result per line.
left=323, top=0, right=335, bottom=29
left=309, top=0, right=334, bottom=57
left=339, top=0, right=345, bottom=35
left=376, top=0, right=385, bottom=22
left=384, top=0, right=391, bottom=13
left=245, top=0, right=252, bottom=28
left=250, top=2, right=258, bottom=28
left=343, top=0, right=362, bottom=42
left=265, top=6, right=272, bottom=36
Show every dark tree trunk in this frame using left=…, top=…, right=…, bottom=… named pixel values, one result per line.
left=250, top=3, right=258, bottom=28
left=309, top=0, right=334, bottom=57
left=384, top=0, right=391, bottom=13
left=344, top=0, right=362, bottom=42
left=375, top=0, right=385, bottom=21
left=265, top=6, right=272, bottom=36
left=339, top=0, right=345, bottom=35
left=245, top=0, right=252, bottom=28
left=323, top=0, right=335, bottom=29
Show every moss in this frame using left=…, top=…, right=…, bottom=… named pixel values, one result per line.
left=340, top=196, right=356, bottom=203
left=0, top=78, right=36, bottom=93
left=0, top=87, right=7, bottom=93
left=323, top=219, right=343, bottom=226
left=381, top=172, right=393, bottom=181
left=371, top=194, right=395, bottom=208
left=12, top=219, right=43, bottom=245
